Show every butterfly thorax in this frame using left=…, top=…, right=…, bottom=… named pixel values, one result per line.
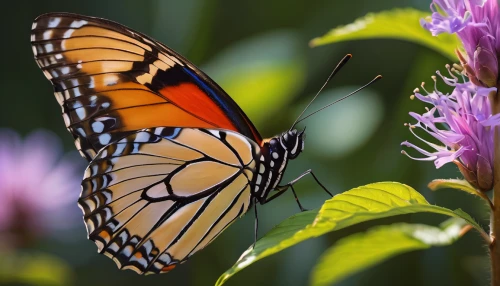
left=252, top=129, right=305, bottom=203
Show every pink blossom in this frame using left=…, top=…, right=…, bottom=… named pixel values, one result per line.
left=0, top=129, right=83, bottom=246
left=401, top=67, right=500, bottom=191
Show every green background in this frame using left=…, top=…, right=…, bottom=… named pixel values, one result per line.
left=0, top=0, right=490, bottom=285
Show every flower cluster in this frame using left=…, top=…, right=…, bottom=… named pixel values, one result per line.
left=421, top=0, right=500, bottom=87
left=402, top=66, right=499, bottom=191
left=404, top=0, right=500, bottom=191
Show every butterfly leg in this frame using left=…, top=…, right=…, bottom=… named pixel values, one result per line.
left=285, top=169, right=333, bottom=197
left=276, top=184, right=308, bottom=212
left=253, top=197, right=258, bottom=248
left=263, top=169, right=332, bottom=212
left=262, top=183, right=307, bottom=212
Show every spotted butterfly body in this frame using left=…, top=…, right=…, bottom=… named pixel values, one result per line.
left=31, top=13, right=306, bottom=274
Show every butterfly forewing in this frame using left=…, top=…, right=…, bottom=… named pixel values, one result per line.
left=79, top=127, right=259, bottom=274
left=31, top=13, right=262, bottom=161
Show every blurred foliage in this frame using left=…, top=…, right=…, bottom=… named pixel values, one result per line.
left=0, top=251, right=72, bottom=286
left=310, top=218, right=470, bottom=286
left=217, top=182, right=486, bottom=285
left=0, top=0, right=490, bottom=285
left=204, top=30, right=306, bottom=127
left=295, top=86, right=384, bottom=158
left=310, top=8, right=462, bottom=61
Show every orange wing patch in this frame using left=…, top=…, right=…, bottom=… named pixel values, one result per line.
left=160, top=83, right=237, bottom=132
left=31, top=13, right=262, bottom=161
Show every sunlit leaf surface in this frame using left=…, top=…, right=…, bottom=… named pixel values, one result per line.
left=216, top=182, right=485, bottom=285
left=310, top=8, right=461, bottom=61
left=310, top=218, right=469, bottom=286
left=428, top=179, right=479, bottom=197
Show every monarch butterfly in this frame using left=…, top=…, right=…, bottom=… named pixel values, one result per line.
left=31, top=12, right=380, bottom=275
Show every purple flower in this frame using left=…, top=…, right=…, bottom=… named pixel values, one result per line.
left=421, top=0, right=500, bottom=87
left=401, top=66, right=500, bottom=191
left=0, top=129, right=82, bottom=247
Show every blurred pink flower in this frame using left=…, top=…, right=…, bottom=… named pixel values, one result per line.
left=0, top=129, right=83, bottom=247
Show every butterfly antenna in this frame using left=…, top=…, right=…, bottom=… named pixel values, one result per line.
left=294, top=75, right=382, bottom=125
left=289, top=54, right=352, bottom=131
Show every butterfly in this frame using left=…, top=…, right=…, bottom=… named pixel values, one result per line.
left=31, top=12, right=380, bottom=275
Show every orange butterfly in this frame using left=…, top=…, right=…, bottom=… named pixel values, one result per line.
left=31, top=12, right=379, bottom=274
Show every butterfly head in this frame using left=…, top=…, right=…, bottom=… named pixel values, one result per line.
left=280, top=129, right=305, bottom=160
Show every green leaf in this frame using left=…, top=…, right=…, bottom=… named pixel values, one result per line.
left=428, top=179, right=493, bottom=207
left=309, top=8, right=462, bottom=61
left=313, top=182, right=483, bottom=232
left=215, top=182, right=485, bottom=286
left=428, top=179, right=479, bottom=196
left=310, top=218, right=470, bottom=286
left=0, top=251, right=73, bottom=286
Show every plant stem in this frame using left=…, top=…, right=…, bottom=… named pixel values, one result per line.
left=489, top=89, right=500, bottom=286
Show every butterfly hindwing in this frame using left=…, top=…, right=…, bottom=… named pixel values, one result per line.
left=31, top=13, right=262, bottom=161
left=79, top=127, right=259, bottom=274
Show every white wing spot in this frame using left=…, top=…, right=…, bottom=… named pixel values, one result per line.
left=63, top=29, right=75, bottom=38
left=104, top=75, right=119, bottom=86
left=75, top=107, right=86, bottom=119
left=44, top=43, right=53, bottom=53
left=259, top=164, right=265, bottom=174
left=256, top=174, right=262, bottom=184
left=89, top=76, right=95, bottom=88
left=48, top=17, right=61, bottom=28
left=135, top=132, right=151, bottom=142
left=100, top=149, right=108, bottom=158
left=108, top=242, right=120, bottom=253
left=73, top=87, right=82, bottom=97
left=154, top=127, right=165, bottom=135
left=92, top=121, right=105, bottom=133
left=70, top=20, right=88, bottom=28
left=113, top=143, right=126, bottom=156
left=209, top=130, right=221, bottom=138
left=62, top=113, right=70, bottom=126
left=158, top=253, right=171, bottom=264
left=76, top=127, right=86, bottom=137
left=61, top=66, right=70, bottom=74
left=99, top=134, right=111, bottom=145
left=43, top=30, right=53, bottom=40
